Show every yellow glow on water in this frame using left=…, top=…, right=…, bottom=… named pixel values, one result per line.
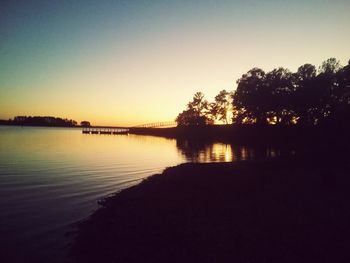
left=211, top=144, right=234, bottom=162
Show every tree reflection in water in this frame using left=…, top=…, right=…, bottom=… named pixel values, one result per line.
left=176, top=139, right=290, bottom=162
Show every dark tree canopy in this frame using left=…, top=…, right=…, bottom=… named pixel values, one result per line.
left=11, top=116, right=78, bottom=127
left=211, top=90, right=233, bottom=124
left=319, top=58, right=341, bottom=74
left=80, top=121, right=91, bottom=127
left=176, top=92, right=213, bottom=126
left=232, top=58, right=349, bottom=126
left=176, top=58, right=350, bottom=128
left=232, top=68, right=266, bottom=124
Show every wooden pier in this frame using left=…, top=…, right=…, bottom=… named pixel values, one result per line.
left=82, top=127, right=129, bottom=135
left=81, top=121, right=176, bottom=135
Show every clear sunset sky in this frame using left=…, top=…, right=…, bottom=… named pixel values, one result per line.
left=1, top=0, right=349, bottom=126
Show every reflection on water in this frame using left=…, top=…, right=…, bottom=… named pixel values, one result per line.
left=0, top=126, right=184, bottom=263
left=0, top=126, right=294, bottom=263
left=176, top=139, right=289, bottom=162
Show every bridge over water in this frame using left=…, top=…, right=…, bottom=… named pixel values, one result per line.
left=82, top=121, right=177, bottom=135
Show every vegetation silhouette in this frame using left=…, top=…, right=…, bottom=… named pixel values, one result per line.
left=80, top=121, right=91, bottom=127
left=6, top=116, right=78, bottom=127
left=176, top=58, right=350, bottom=128
left=176, top=92, right=213, bottom=126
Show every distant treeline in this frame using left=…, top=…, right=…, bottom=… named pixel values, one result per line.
left=176, top=58, right=350, bottom=127
left=3, top=116, right=78, bottom=127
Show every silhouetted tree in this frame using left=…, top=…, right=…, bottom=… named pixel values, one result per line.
left=12, top=116, right=78, bottom=127
left=187, top=92, right=209, bottom=113
left=314, top=58, right=342, bottom=124
left=176, top=92, right=213, bottom=126
left=177, top=57, right=350, bottom=128
left=264, top=67, right=297, bottom=125
left=207, top=102, right=220, bottom=123
left=233, top=68, right=267, bottom=124
left=231, top=58, right=350, bottom=126
left=212, top=90, right=233, bottom=124
left=293, top=64, right=317, bottom=125
left=319, top=58, right=341, bottom=74
left=80, top=121, right=91, bottom=127
left=325, top=59, right=350, bottom=126
left=337, top=60, right=350, bottom=106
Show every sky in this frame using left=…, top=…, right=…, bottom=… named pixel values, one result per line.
left=1, top=0, right=349, bottom=126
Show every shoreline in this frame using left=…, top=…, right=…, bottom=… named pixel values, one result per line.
left=3, top=123, right=350, bottom=144
left=3, top=125, right=350, bottom=155
left=70, top=157, right=350, bottom=263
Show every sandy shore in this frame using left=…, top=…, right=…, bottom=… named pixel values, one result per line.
left=70, top=157, right=350, bottom=263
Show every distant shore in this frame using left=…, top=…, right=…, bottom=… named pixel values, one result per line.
left=70, top=156, right=350, bottom=263
left=0, top=123, right=82, bottom=128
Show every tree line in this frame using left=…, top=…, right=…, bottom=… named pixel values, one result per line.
left=176, top=58, right=350, bottom=127
left=9, top=116, right=78, bottom=127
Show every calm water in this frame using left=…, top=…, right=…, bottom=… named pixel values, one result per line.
left=0, top=126, right=284, bottom=263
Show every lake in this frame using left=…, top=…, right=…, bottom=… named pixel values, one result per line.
left=0, top=126, right=284, bottom=263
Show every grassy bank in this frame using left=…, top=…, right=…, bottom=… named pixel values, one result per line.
left=70, top=157, right=350, bottom=263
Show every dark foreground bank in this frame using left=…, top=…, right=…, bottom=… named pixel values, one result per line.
left=70, top=157, right=350, bottom=263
